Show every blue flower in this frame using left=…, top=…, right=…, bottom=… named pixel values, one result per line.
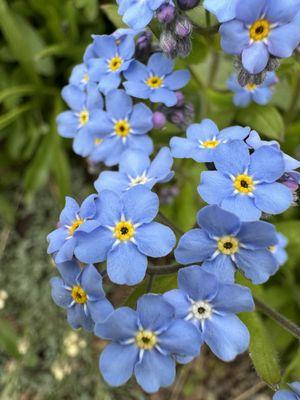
left=123, top=52, right=190, bottom=107
left=95, top=293, right=201, bottom=393
left=175, top=205, right=279, bottom=284
left=69, top=63, right=90, bottom=90
left=51, top=261, right=113, bottom=331
left=274, top=382, right=300, bottom=400
left=47, top=195, right=100, bottom=264
left=117, top=0, right=168, bottom=30
left=170, top=119, right=250, bottom=163
left=269, top=232, right=288, bottom=267
left=220, top=0, right=300, bottom=74
left=88, top=89, right=154, bottom=166
left=164, top=266, right=254, bottom=361
left=87, top=34, right=135, bottom=94
left=94, top=147, right=174, bottom=194
left=56, top=84, right=104, bottom=157
left=74, top=186, right=176, bottom=285
left=203, top=0, right=239, bottom=22
left=228, top=72, right=278, bottom=107
left=198, top=140, right=293, bottom=221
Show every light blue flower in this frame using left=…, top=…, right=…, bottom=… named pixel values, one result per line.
left=51, top=261, right=113, bottom=332
left=56, top=84, right=104, bottom=157
left=117, top=0, right=168, bottom=30
left=74, top=186, right=176, bottom=285
left=198, top=140, right=293, bottom=221
left=228, top=72, right=278, bottom=107
left=274, top=382, right=300, bottom=400
left=269, top=232, right=288, bottom=267
left=124, top=52, right=190, bottom=107
left=175, top=205, right=279, bottom=284
left=95, top=293, right=201, bottom=393
left=164, top=266, right=254, bottom=361
left=203, top=0, right=239, bottom=22
left=170, top=119, right=250, bottom=163
left=87, top=34, right=135, bottom=94
left=94, top=147, right=174, bottom=194
left=220, top=0, right=300, bottom=74
left=88, top=89, right=154, bottom=166
left=47, top=195, right=100, bottom=264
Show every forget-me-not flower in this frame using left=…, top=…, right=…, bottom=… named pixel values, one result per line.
left=56, top=84, right=104, bottom=157
left=94, top=147, right=174, bottom=194
left=203, top=0, right=239, bottom=22
left=170, top=119, right=250, bottom=163
left=47, top=195, right=100, bottom=264
left=164, top=266, right=254, bottom=361
left=124, top=52, right=190, bottom=107
left=89, top=89, right=154, bottom=166
left=228, top=72, right=278, bottom=107
left=220, top=0, right=300, bottom=74
left=95, top=293, right=201, bottom=393
left=198, top=140, right=293, bottom=221
left=274, top=382, right=300, bottom=400
left=74, top=186, right=176, bottom=285
left=69, top=63, right=90, bottom=90
left=51, top=261, right=113, bottom=331
left=87, top=34, right=135, bottom=94
left=175, top=205, right=279, bottom=284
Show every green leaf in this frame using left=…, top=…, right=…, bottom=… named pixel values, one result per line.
left=0, top=318, right=20, bottom=358
left=240, top=311, right=281, bottom=386
left=0, top=102, right=34, bottom=133
left=236, top=104, right=285, bottom=140
left=100, top=4, right=125, bottom=28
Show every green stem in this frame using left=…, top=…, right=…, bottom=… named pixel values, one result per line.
left=147, top=263, right=186, bottom=275
left=146, top=274, right=155, bottom=292
left=285, top=72, right=300, bottom=124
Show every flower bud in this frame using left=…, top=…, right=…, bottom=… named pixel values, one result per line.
left=160, top=30, right=178, bottom=58
left=170, top=110, right=185, bottom=125
left=177, top=37, right=192, bottom=58
left=156, top=3, right=176, bottom=24
left=175, top=16, right=193, bottom=38
left=177, top=0, right=200, bottom=10
left=175, top=91, right=185, bottom=107
left=135, top=31, right=152, bottom=60
left=153, top=111, right=167, bottom=129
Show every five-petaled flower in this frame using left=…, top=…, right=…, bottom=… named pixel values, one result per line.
left=74, top=186, right=176, bottom=285
left=51, top=261, right=113, bottom=331
left=175, top=205, right=279, bottom=284
left=95, top=293, right=201, bottom=393
left=124, top=52, right=190, bottom=107
left=220, top=0, right=300, bottom=74
left=170, top=118, right=250, bottom=163
left=164, top=266, right=254, bottom=361
left=273, top=382, right=300, bottom=400
left=198, top=140, right=293, bottom=221
left=94, top=147, right=174, bottom=194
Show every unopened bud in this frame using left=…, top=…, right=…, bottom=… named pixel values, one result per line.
left=156, top=3, right=176, bottom=24
left=175, top=16, right=193, bottom=37
left=160, top=30, right=178, bottom=58
left=175, top=91, right=185, bottom=107
left=177, top=37, right=192, bottom=58
left=153, top=111, right=167, bottom=129
left=177, top=0, right=200, bottom=10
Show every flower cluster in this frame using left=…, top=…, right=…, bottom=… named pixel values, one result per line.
left=47, top=0, right=300, bottom=395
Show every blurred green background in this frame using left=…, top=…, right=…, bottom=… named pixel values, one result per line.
left=0, top=1, right=299, bottom=399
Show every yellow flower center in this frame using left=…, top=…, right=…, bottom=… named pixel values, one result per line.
left=68, top=219, right=84, bottom=236
left=249, top=19, right=270, bottom=41
left=94, top=138, right=103, bottom=146
left=217, top=236, right=239, bottom=255
left=268, top=245, right=277, bottom=253
left=146, top=76, right=163, bottom=89
left=130, top=175, right=149, bottom=186
left=79, top=110, right=89, bottom=126
left=135, top=330, right=157, bottom=350
left=234, top=174, right=254, bottom=194
left=108, top=56, right=123, bottom=72
left=246, top=83, right=257, bottom=91
left=82, top=73, right=89, bottom=83
left=71, top=285, right=87, bottom=304
left=202, top=139, right=220, bottom=149
left=114, top=120, right=131, bottom=137
left=114, top=221, right=135, bottom=241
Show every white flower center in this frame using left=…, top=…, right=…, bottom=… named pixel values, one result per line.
left=190, top=301, right=212, bottom=320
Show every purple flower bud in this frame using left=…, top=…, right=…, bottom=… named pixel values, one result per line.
left=171, top=110, right=185, bottom=125
left=160, top=30, right=178, bottom=58
left=135, top=31, right=152, bottom=60
left=156, top=3, right=176, bottom=24
left=177, top=0, right=200, bottom=10
left=153, top=111, right=167, bottom=129
left=175, top=16, right=193, bottom=38
left=175, top=91, right=185, bottom=107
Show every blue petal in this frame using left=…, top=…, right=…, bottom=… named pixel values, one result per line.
left=56, top=111, right=77, bottom=138
left=175, top=229, right=216, bottom=264
left=221, top=195, right=262, bottom=221
left=147, top=52, right=174, bottom=76
left=123, top=80, right=150, bottom=99
left=236, top=249, right=278, bottom=284
left=60, top=197, right=79, bottom=225
left=242, top=42, right=269, bottom=74
left=123, top=2, right=153, bottom=30
left=254, top=183, right=293, bottom=214
left=127, top=134, right=153, bottom=155
left=56, top=259, right=81, bottom=286
left=47, top=227, right=67, bottom=254
left=61, top=85, right=85, bottom=111
left=197, top=205, right=241, bottom=237
left=107, top=242, right=147, bottom=285
left=164, top=70, right=190, bottom=90
left=87, top=58, right=107, bottom=82
left=203, top=314, right=250, bottom=361
left=253, top=87, right=273, bottom=105
left=135, top=222, right=176, bottom=258
left=214, top=140, right=250, bottom=176
left=95, top=307, right=138, bottom=340
left=74, top=228, right=114, bottom=263
left=266, top=0, right=300, bottom=23
left=289, top=382, right=300, bottom=395
left=119, top=150, right=150, bottom=176
left=170, top=137, right=200, bottom=161
left=106, top=89, right=132, bottom=119
left=94, top=171, right=129, bottom=194
left=92, top=35, right=117, bottom=58
left=122, top=185, right=159, bottom=224
left=268, top=21, right=300, bottom=58
left=118, top=35, right=135, bottom=59
left=178, top=266, right=219, bottom=301
left=212, top=284, right=254, bottom=313
left=89, top=109, right=114, bottom=135
left=86, top=83, right=104, bottom=110
left=67, top=304, right=94, bottom=331
left=99, top=73, right=121, bottom=95
left=163, top=289, right=191, bottom=319
left=134, top=350, right=175, bottom=393
left=236, top=0, right=267, bottom=24
left=220, top=20, right=249, bottom=55
left=237, top=221, right=278, bottom=248
left=95, top=190, right=122, bottom=225
left=249, top=146, right=285, bottom=183
left=201, top=256, right=236, bottom=283
left=187, top=119, right=219, bottom=141
left=124, top=60, right=149, bottom=81
left=218, top=126, right=250, bottom=141
left=87, top=299, right=114, bottom=324
left=72, top=128, right=95, bottom=158
left=130, top=103, right=153, bottom=134
left=100, top=343, right=139, bottom=387
left=137, top=294, right=174, bottom=331
left=54, top=238, right=76, bottom=263
left=148, top=147, right=174, bottom=182
left=80, top=264, right=105, bottom=299
left=233, top=91, right=252, bottom=108
left=50, top=277, right=71, bottom=308
left=198, top=171, right=233, bottom=204
left=203, top=0, right=239, bottom=22
left=149, top=88, right=177, bottom=107
left=273, top=390, right=298, bottom=400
